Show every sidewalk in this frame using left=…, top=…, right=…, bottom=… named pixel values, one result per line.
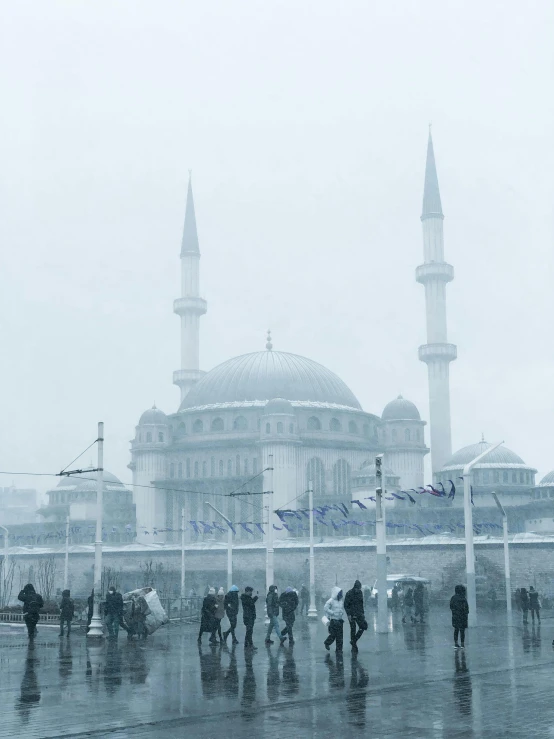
left=0, top=610, right=551, bottom=738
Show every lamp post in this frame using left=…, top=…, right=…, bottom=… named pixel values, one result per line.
left=462, top=440, right=503, bottom=627
left=307, top=479, right=317, bottom=619
left=205, top=501, right=233, bottom=590
left=87, top=422, right=104, bottom=639
left=180, top=508, right=186, bottom=598
left=63, top=515, right=70, bottom=590
left=492, top=492, right=511, bottom=618
left=265, top=454, right=274, bottom=591
left=375, top=454, right=388, bottom=634
left=0, top=525, right=9, bottom=605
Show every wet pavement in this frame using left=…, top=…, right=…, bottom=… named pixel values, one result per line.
left=0, top=610, right=552, bottom=738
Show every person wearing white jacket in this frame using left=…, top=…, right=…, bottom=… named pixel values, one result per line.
left=324, top=586, right=345, bottom=652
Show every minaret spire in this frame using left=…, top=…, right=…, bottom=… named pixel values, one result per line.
left=173, top=173, right=207, bottom=403
left=416, top=131, right=456, bottom=475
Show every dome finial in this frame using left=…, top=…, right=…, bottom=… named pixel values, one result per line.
left=481, top=432, right=486, bottom=443
left=266, top=329, right=273, bottom=351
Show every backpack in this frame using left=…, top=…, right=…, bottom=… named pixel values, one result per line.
left=27, top=594, right=43, bottom=615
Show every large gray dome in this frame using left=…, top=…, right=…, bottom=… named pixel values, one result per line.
left=180, top=351, right=361, bottom=410
left=381, top=395, right=421, bottom=421
left=539, top=470, right=554, bottom=486
left=442, top=440, right=525, bottom=468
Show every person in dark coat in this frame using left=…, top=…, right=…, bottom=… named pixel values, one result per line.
left=279, top=587, right=299, bottom=644
left=344, top=580, right=368, bottom=651
left=414, top=583, right=425, bottom=624
left=104, top=586, right=124, bottom=639
left=87, top=589, right=94, bottom=632
left=240, top=586, right=258, bottom=649
left=300, top=584, right=309, bottom=616
left=223, top=585, right=240, bottom=644
left=59, top=589, right=75, bottom=637
left=529, top=586, right=541, bottom=623
left=265, top=585, right=284, bottom=645
left=449, top=584, right=469, bottom=648
left=520, top=587, right=530, bottom=624
left=18, top=584, right=44, bottom=640
left=213, top=587, right=226, bottom=643
left=198, top=587, right=218, bottom=644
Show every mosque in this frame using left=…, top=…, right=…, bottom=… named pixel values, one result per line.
left=129, top=134, right=552, bottom=545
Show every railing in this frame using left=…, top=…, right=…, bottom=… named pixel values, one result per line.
left=0, top=612, right=62, bottom=623
left=159, top=596, right=203, bottom=622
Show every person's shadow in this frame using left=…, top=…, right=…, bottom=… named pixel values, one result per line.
left=266, top=646, right=281, bottom=702
left=453, top=649, right=472, bottom=716
left=17, top=643, right=41, bottom=723
left=241, top=647, right=257, bottom=720
left=325, top=652, right=345, bottom=691
left=104, top=641, right=123, bottom=694
left=282, top=646, right=299, bottom=697
left=346, top=654, right=369, bottom=728
left=198, top=643, right=222, bottom=700
left=58, top=639, right=73, bottom=686
left=223, top=644, right=239, bottom=700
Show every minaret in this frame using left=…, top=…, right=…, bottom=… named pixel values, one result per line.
left=416, top=131, right=457, bottom=475
left=173, top=174, right=207, bottom=402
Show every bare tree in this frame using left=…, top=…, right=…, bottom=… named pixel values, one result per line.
left=36, top=556, right=57, bottom=602
left=0, top=558, right=16, bottom=609
left=102, top=566, right=122, bottom=595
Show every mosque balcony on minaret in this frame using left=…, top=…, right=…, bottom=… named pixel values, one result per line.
left=173, top=296, right=207, bottom=317
left=173, top=368, right=206, bottom=386
left=415, top=262, right=454, bottom=285
left=418, top=343, right=457, bottom=364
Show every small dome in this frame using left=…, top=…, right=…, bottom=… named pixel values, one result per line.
left=539, top=470, right=554, bottom=486
left=443, top=440, right=525, bottom=468
left=264, top=397, right=294, bottom=414
left=139, top=405, right=167, bottom=425
left=381, top=395, right=421, bottom=421
left=55, top=471, right=126, bottom=493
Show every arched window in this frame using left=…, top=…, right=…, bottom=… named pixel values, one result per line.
left=233, top=416, right=248, bottom=431
left=348, top=421, right=358, bottom=434
left=265, top=423, right=271, bottom=433
left=202, top=461, right=207, bottom=477
left=503, top=471, right=508, bottom=483
left=483, top=470, right=490, bottom=484
left=194, top=461, right=199, bottom=477
left=138, top=433, right=142, bottom=443
left=391, top=429, right=397, bottom=442
left=227, top=459, right=232, bottom=477
left=512, top=472, right=517, bottom=483
left=416, top=428, right=421, bottom=442
left=253, top=458, right=258, bottom=474
left=257, top=418, right=261, bottom=430
left=404, top=429, right=410, bottom=443
left=244, top=459, right=249, bottom=475
left=170, top=463, right=175, bottom=479
left=330, top=418, right=342, bottom=432
left=519, top=471, right=524, bottom=484
left=277, top=422, right=283, bottom=434
left=178, top=462, right=183, bottom=479
left=211, top=417, right=224, bottom=432
left=333, top=459, right=351, bottom=497
left=236, top=455, right=240, bottom=475
left=158, top=432, right=164, bottom=442
left=493, top=470, right=500, bottom=483
left=186, top=459, right=191, bottom=478
left=146, top=432, right=152, bottom=443
left=307, top=416, right=321, bottom=431
left=219, top=460, right=224, bottom=476
left=289, top=423, right=294, bottom=433
left=307, top=458, right=326, bottom=497
left=178, top=422, right=186, bottom=435
left=193, top=419, right=203, bottom=434
left=211, top=457, right=215, bottom=476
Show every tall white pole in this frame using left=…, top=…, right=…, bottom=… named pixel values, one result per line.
left=0, top=526, right=9, bottom=605
left=463, top=440, right=504, bottom=628
left=205, top=501, right=233, bottom=591
left=180, top=508, right=186, bottom=598
left=308, top=479, right=317, bottom=619
left=375, top=454, right=388, bottom=634
left=266, top=454, right=274, bottom=591
left=63, top=515, right=70, bottom=590
left=87, top=422, right=104, bottom=639
left=492, top=493, right=511, bottom=618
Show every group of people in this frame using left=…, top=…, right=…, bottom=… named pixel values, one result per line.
left=515, top=586, right=541, bottom=624
left=390, top=582, right=427, bottom=625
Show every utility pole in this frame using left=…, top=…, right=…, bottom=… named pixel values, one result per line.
left=375, top=454, right=388, bottom=634
left=87, top=422, right=104, bottom=639
left=205, top=501, right=233, bottom=591
left=308, top=479, right=317, bottom=619
left=63, top=515, right=70, bottom=590
left=0, top=526, right=9, bottom=605
left=265, top=454, right=274, bottom=592
left=492, top=492, right=511, bottom=618
left=181, top=508, right=186, bottom=598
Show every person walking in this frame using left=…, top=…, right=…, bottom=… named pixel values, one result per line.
left=403, top=587, right=415, bottom=624
left=86, top=589, right=94, bottom=632
left=18, top=584, right=44, bottom=640
left=391, top=585, right=400, bottom=612
left=520, top=587, right=530, bottom=625
left=300, top=584, right=309, bottom=616
left=198, top=587, right=218, bottom=645
left=279, top=587, right=299, bottom=644
left=414, top=583, right=425, bottom=624
left=323, top=586, right=345, bottom=653
left=344, top=580, right=368, bottom=652
left=223, top=585, right=240, bottom=645
left=240, top=586, right=258, bottom=649
left=105, top=585, right=124, bottom=639
left=450, top=585, right=469, bottom=649
left=514, top=588, right=522, bottom=612
left=529, top=586, right=541, bottom=624
left=214, top=587, right=226, bottom=643
left=265, top=585, right=284, bottom=645
left=59, top=589, right=75, bottom=637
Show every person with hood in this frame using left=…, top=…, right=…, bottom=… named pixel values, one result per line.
left=300, top=584, right=309, bottom=616
left=105, top=585, right=124, bottom=639
left=59, top=589, right=75, bottom=637
left=344, top=580, right=367, bottom=651
left=223, top=585, right=240, bottom=645
left=86, top=589, right=94, bottom=632
left=520, top=587, right=530, bottom=624
left=279, top=587, right=299, bottom=644
left=402, top=587, right=415, bottom=624
left=324, top=586, right=345, bottom=652
left=391, top=585, right=400, bottom=612
left=529, top=586, right=541, bottom=623
left=18, top=584, right=44, bottom=640
left=414, top=583, right=425, bottom=624
left=265, top=585, right=284, bottom=645
left=214, top=587, right=226, bottom=643
left=198, top=587, right=218, bottom=645
left=240, top=586, right=258, bottom=649
left=449, top=585, right=469, bottom=648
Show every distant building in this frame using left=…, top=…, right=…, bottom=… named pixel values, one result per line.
left=0, top=486, right=38, bottom=525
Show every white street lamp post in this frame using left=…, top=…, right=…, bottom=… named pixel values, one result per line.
left=307, top=479, right=317, bottom=619
left=87, top=422, right=104, bottom=639
left=0, top=525, right=9, bottom=605
left=462, top=440, right=503, bottom=627
left=492, top=492, right=511, bottom=618
left=180, top=508, right=186, bottom=598
left=265, top=454, right=274, bottom=591
left=375, top=454, right=388, bottom=634
left=205, top=501, right=233, bottom=591
left=63, top=515, right=70, bottom=590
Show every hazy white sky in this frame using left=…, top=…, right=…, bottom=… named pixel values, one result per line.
left=1, top=0, right=553, bottom=498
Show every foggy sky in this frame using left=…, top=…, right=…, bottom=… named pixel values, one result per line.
left=1, top=0, right=553, bottom=500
